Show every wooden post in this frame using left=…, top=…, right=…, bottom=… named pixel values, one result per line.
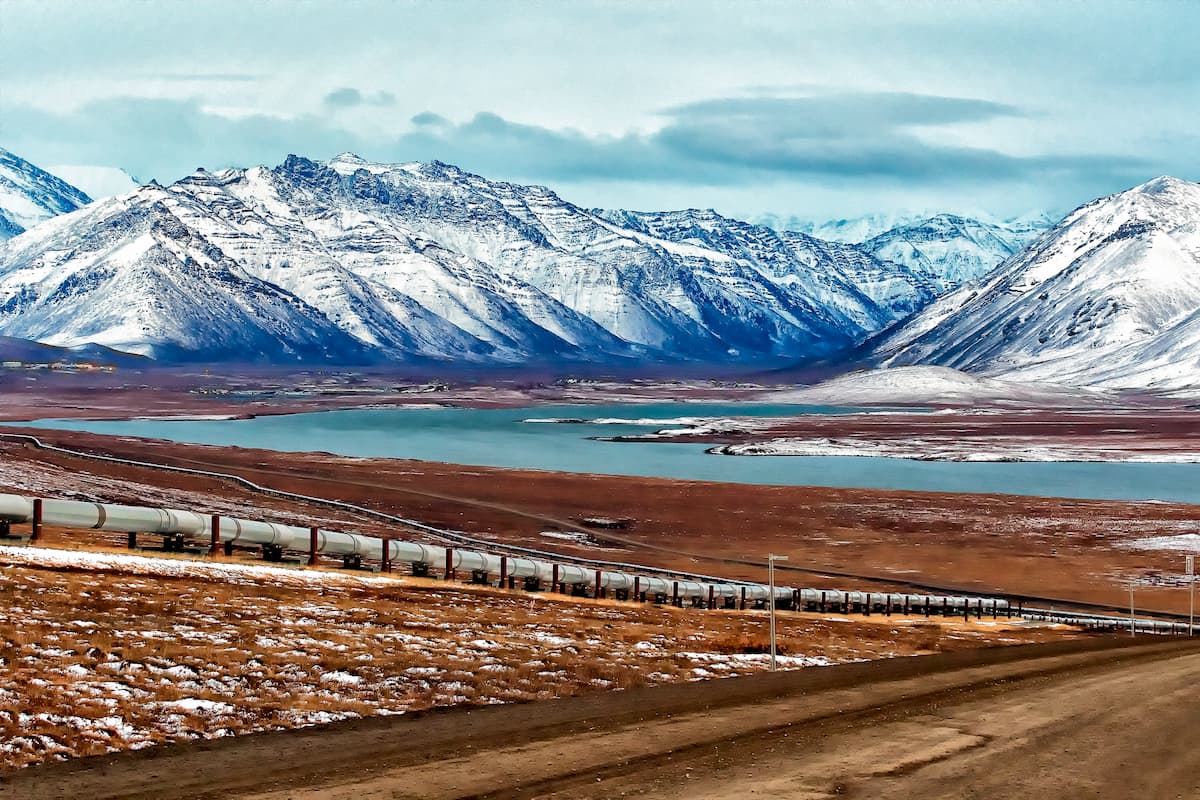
left=444, top=547, right=455, bottom=581
left=30, top=498, right=42, bottom=542
left=307, top=526, right=319, bottom=566
left=209, top=515, right=220, bottom=557
left=499, top=556, right=508, bottom=589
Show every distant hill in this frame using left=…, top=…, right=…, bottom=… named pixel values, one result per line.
left=0, top=147, right=92, bottom=240
left=0, top=335, right=149, bottom=367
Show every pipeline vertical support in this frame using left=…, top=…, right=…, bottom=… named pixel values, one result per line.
left=307, top=526, right=319, bottom=566
left=381, top=538, right=392, bottom=573
left=633, top=576, right=641, bottom=602
left=445, top=547, right=455, bottom=581
left=551, top=563, right=559, bottom=593
left=500, top=556, right=508, bottom=589
left=672, top=581, right=680, bottom=607
left=127, top=531, right=137, bottom=549
left=903, top=597, right=910, bottom=616
left=594, top=569, right=603, bottom=599
left=943, top=598, right=949, bottom=617
left=30, top=498, right=42, bottom=542
left=740, top=586, right=747, bottom=611
left=820, top=591, right=827, bottom=613
left=863, top=594, right=871, bottom=616
left=210, top=515, right=220, bottom=557
left=708, top=585, right=715, bottom=610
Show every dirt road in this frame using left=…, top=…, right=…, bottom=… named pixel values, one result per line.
left=4, top=638, right=1197, bottom=800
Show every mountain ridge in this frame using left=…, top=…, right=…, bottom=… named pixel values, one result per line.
left=869, top=175, right=1200, bottom=391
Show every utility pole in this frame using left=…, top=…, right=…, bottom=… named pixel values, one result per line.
left=768, top=554, right=788, bottom=671
left=1187, top=555, right=1195, bottom=636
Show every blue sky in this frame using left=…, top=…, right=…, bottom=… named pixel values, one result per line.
left=2, top=0, right=1197, bottom=220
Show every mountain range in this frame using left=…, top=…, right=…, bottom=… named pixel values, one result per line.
left=0, top=147, right=1195, bottom=392
left=0, top=152, right=940, bottom=364
left=871, top=176, right=1200, bottom=392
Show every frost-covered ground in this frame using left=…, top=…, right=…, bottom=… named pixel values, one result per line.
left=711, top=435, right=1200, bottom=463
left=0, top=545, right=1063, bottom=770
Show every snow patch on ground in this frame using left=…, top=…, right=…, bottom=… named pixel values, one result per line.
left=1121, top=534, right=1200, bottom=553
left=770, top=366, right=1108, bottom=408
left=710, top=436, right=1200, bottom=463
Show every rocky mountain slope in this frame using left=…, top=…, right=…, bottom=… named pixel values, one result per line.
left=0, top=148, right=92, bottom=240
left=860, top=213, right=1053, bottom=291
left=0, top=154, right=935, bottom=363
left=870, top=177, right=1200, bottom=392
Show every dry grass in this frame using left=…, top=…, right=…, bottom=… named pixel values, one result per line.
left=0, top=545, right=1079, bottom=770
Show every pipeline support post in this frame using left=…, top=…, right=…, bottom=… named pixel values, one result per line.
left=633, top=576, right=641, bottom=602
left=381, top=538, right=392, bottom=573
left=594, top=569, right=603, bottom=599
left=210, top=515, right=220, bottom=557
left=499, top=556, right=508, bottom=589
left=445, top=547, right=455, bottom=581
left=30, top=498, right=42, bottom=542
left=740, top=586, right=747, bottom=611
left=127, top=531, right=137, bottom=549
left=708, top=585, right=715, bottom=610
left=551, top=563, right=559, bottom=593
left=307, top=526, right=319, bottom=566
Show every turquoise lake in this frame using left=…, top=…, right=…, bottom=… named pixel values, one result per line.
left=13, top=403, right=1200, bottom=504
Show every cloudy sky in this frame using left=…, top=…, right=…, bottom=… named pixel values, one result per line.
left=2, top=0, right=1197, bottom=221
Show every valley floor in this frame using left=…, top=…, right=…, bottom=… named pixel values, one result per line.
left=0, top=385, right=1196, bottom=779
left=1, top=428, right=1196, bottom=616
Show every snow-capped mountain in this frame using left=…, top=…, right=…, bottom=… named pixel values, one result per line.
left=871, top=176, right=1200, bottom=392
left=0, top=147, right=92, bottom=240
left=860, top=213, right=1053, bottom=291
left=0, top=154, right=924, bottom=363
left=595, top=208, right=933, bottom=326
left=754, top=211, right=933, bottom=244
